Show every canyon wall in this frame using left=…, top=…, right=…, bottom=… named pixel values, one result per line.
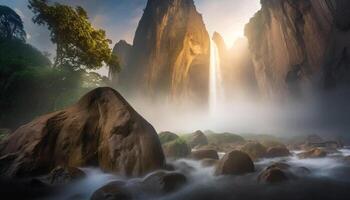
left=245, top=0, right=350, bottom=98
left=116, top=0, right=210, bottom=105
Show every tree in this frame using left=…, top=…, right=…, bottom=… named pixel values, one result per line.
left=0, top=5, right=26, bottom=41
left=28, top=0, right=115, bottom=70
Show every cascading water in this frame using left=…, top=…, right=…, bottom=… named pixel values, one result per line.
left=209, top=39, right=222, bottom=116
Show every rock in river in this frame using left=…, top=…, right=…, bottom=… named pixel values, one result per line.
left=0, top=87, right=165, bottom=178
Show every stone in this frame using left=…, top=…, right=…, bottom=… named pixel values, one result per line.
left=215, top=150, right=254, bottom=176
left=141, top=171, right=187, bottom=195
left=240, top=142, right=267, bottom=160
left=200, top=159, right=219, bottom=167
left=162, top=139, right=190, bottom=159
left=158, top=132, right=179, bottom=145
left=265, top=146, right=291, bottom=158
left=297, top=148, right=328, bottom=159
left=187, top=130, right=208, bottom=148
left=0, top=87, right=165, bottom=178
left=258, top=168, right=289, bottom=183
left=191, top=149, right=219, bottom=160
left=90, top=181, right=132, bottom=200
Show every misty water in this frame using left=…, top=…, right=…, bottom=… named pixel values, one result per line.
left=48, top=148, right=350, bottom=200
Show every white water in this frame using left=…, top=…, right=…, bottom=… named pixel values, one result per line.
left=209, top=39, right=223, bottom=116
left=48, top=149, right=350, bottom=200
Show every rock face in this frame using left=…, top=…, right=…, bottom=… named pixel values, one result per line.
left=0, top=87, right=165, bottom=177
left=121, top=0, right=210, bottom=104
left=91, top=181, right=132, bottom=200
left=141, top=171, right=187, bottom=195
left=215, top=150, right=254, bottom=176
left=245, top=0, right=350, bottom=98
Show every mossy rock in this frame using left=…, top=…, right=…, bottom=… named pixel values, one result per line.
left=158, top=132, right=179, bottom=145
left=162, top=138, right=190, bottom=159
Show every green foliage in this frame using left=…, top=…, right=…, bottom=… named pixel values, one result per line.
left=0, top=5, right=26, bottom=41
left=0, top=39, right=50, bottom=68
left=0, top=39, right=108, bottom=128
left=28, top=0, right=114, bottom=70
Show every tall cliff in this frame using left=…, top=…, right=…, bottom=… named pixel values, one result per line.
left=120, top=0, right=210, bottom=104
left=245, top=0, right=350, bottom=98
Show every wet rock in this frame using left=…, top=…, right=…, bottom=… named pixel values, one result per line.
left=258, top=168, right=289, bottom=183
left=201, top=159, right=219, bottom=167
left=0, top=87, right=165, bottom=178
left=240, top=142, right=267, bottom=160
left=265, top=146, right=291, bottom=158
left=162, top=139, right=190, bottom=159
left=158, top=132, right=179, bottom=145
left=141, top=171, right=187, bottom=195
left=191, top=149, right=219, bottom=160
left=298, top=148, right=328, bottom=159
left=266, top=162, right=290, bottom=171
left=46, top=166, right=86, bottom=185
left=187, top=130, right=208, bottom=148
left=90, top=181, right=132, bottom=200
left=215, top=150, right=254, bottom=176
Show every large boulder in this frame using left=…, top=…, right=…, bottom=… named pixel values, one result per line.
left=298, top=148, right=327, bottom=159
left=162, top=139, right=190, bottom=159
left=191, top=149, right=219, bottom=160
left=158, top=132, right=179, bottom=145
left=0, top=87, right=165, bottom=178
left=215, top=150, right=254, bottom=176
left=187, top=130, right=208, bottom=148
left=265, top=146, right=290, bottom=158
left=258, top=168, right=289, bottom=184
left=141, top=171, right=187, bottom=195
left=91, top=181, right=132, bottom=200
left=240, top=142, right=267, bottom=160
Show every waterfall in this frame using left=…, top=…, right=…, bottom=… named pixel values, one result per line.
left=209, top=39, right=222, bottom=116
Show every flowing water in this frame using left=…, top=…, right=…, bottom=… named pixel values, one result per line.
left=209, top=39, right=223, bottom=116
left=48, top=149, right=350, bottom=200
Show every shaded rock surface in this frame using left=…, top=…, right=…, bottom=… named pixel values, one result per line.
left=91, top=181, right=132, bottom=200
left=266, top=146, right=291, bottom=158
left=215, top=150, right=254, bottom=176
left=258, top=167, right=289, bottom=183
left=141, top=171, right=187, bottom=195
left=191, top=149, right=219, bottom=160
left=0, top=87, right=165, bottom=178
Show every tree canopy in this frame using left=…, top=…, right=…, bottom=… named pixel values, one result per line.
left=0, top=5, right=26, bottom=41
left=28, top=0, right=116, bottom=70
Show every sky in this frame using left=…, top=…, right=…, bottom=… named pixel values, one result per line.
left=0, top=0, right=261, bottom=73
